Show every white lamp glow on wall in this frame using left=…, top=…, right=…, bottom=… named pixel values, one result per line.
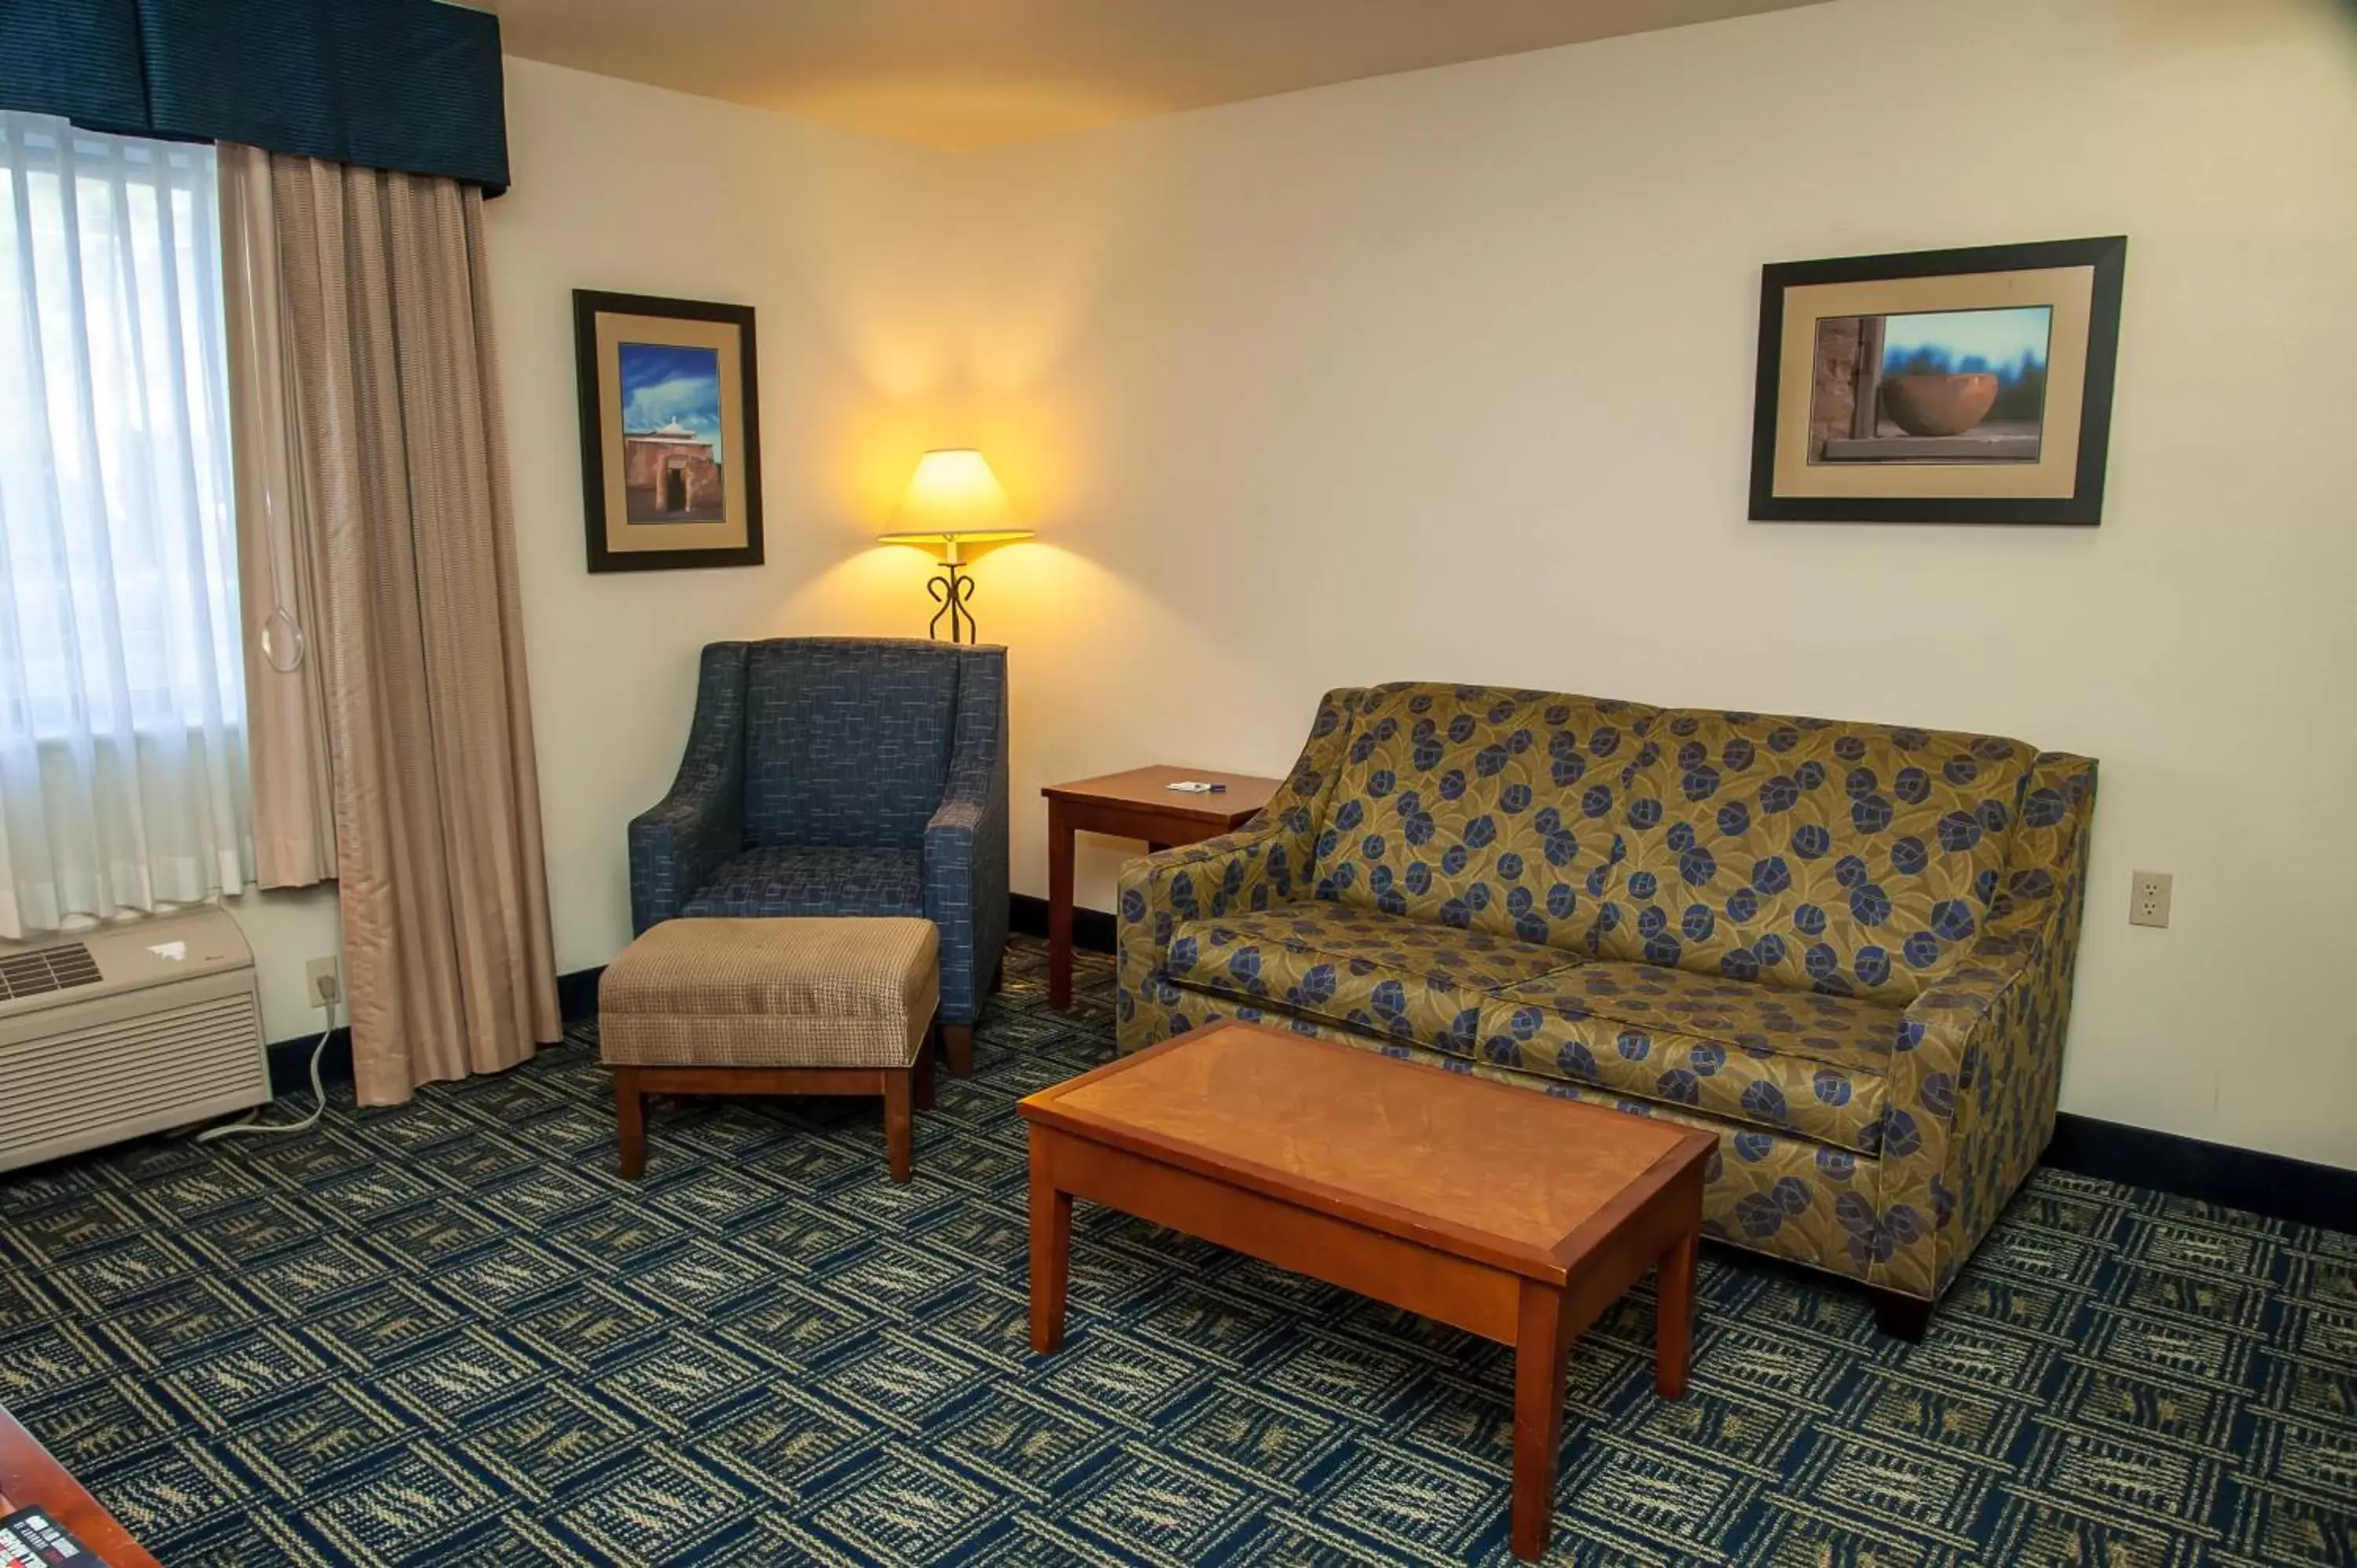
left=877, top=449, right=1035, bottom=643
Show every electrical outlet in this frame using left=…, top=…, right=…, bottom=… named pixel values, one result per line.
left=2129, top=870, right=2172, bottom=929
left=306, top=956, right=342, bottom=1006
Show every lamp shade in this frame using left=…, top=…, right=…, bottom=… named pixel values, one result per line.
left=875, top=450, right=1031, bottom=642
left=879, top=448, right=1033, bottom=548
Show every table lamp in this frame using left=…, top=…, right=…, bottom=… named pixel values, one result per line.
left=877, top=449, right=1036, bottom=643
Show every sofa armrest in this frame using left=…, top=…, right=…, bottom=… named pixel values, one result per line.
left=1868, top=752, right=2098, bottom=1299
left=1114, top=687, right=1366, bottom=1051
left=923, top=670, right=1010, bottom=1024
left=1115, top=825, right=1309, bottom=1048
left=628, top=643, right=749, bottom=932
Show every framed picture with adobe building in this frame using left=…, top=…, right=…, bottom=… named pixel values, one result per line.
left=1749, top=236, right=2126, bottom=526
left=574, top=290, right=764, bottom=571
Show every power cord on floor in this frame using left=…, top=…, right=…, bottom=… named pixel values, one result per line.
left=196, top=995, right=339, bottom=1143
left=200, top=904, right=347, bottom=1145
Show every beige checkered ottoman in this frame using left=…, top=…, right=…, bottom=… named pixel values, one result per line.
left=599, top=917, right=940, bottom=1181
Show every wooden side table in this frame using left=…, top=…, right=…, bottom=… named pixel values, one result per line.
left=0, top=1403, right=160, bottom=1567
left=1039, top=765, right=1280, bottom=1011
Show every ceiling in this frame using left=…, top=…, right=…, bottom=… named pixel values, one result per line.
left=484, top=0, right=1827, bottom=152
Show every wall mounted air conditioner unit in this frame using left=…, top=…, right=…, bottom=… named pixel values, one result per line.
left=0, top=909, right=269, bottom=1174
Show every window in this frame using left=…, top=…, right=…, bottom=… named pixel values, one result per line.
left=0, top=112, right=249, bottom=936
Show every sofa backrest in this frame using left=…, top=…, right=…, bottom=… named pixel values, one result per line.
left=1597, top=709, right=2035, bottom=1005
left=1315, top=683, right=2036, bottom=1005
left=1314, top=683, right=1662, bottom=951
left=742, top=639, right=963, bottom=848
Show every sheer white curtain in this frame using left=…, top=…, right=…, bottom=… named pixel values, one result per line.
left=0, top=112, right=250, bottom=939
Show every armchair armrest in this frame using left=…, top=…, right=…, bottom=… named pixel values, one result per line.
left=923, top=657, right=1010, bottom=1024
left=1115, top=687, right=1366, bottom=1052
left=1868, top=752, right=2098, bottom=1299
left=628, top=643, right=749, bottom=932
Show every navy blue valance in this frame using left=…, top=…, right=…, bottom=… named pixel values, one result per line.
left=0, top=0, right=510, bottom=193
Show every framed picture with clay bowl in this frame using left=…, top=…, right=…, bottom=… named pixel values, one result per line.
left=1749, top=236, right=2127, bottom=526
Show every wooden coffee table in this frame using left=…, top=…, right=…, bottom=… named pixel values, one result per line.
left=1018, top=1022, right=1714, bottom=1562
left=0, top=1402, right=160, bottom=1567
left=1039, top=765, right=1280, bottom=1011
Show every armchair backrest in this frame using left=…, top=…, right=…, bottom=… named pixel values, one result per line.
left=737, top=639, right=997, bottom=848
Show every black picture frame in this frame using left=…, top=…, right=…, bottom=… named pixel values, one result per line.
left=574, top=290, right=764, bottom=572
left=1747, top=236, right=2127, bottom=526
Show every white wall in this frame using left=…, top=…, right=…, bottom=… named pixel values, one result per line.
left=234, top=2, right=2357, bottom=1171
left=924, top=0, right=2357, bottom=1167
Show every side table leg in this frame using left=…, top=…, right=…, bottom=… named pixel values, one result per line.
left=1047, top=798, right=1076, bottom=1011
left=1510, top=1279, right=1569, bottom=1563
left=1028, top=1130, right=1072, bottom=1353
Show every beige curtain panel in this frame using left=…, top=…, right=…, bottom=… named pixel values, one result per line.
left=221, top=145, right=561, bottom=1106
left=221, top=145, right=338, bottom=891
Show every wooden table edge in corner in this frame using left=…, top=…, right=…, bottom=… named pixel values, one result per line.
left=0, top=1404, right=162, bottom=1568
left=1039, top=765, right=1281, bottom=1011
left=1016, top=1022, right=1716, bottom=1563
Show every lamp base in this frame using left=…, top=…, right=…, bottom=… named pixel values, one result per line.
left=928, top=561, right=979, bottom=643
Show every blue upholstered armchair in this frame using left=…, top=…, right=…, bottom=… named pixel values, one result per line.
left=628, top=638, right=1010, bottom=1074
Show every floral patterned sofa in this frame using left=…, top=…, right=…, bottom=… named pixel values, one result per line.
left=1116, top=683, right=2095, bottom=1335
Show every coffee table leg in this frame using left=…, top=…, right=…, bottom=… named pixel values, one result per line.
left=1656, top=1225, right=1699, bottom=1399
left=1511, top=1280, right=1568, bottom=1563
left=614, top=1068, right=646, bottom=1180
left=1028, top=1130, right=1072, bottom=1354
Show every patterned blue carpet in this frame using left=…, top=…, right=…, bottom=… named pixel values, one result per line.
left=0, top=936, right=2351, bottom=1565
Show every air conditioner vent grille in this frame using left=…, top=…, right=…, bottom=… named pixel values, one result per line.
left=0, top=943, right=101, bottom=1002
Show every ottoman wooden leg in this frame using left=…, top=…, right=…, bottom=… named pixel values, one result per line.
left=914, top=1024, right=937, bottom=1112
left=884, top=1068, right=915, bottom=1182
left=614, top=1068, right=647, bottom=1180
left=943, top=1023, right=973, bottom=1079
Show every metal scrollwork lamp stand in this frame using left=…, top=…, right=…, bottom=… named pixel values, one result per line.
left=926, top=555, right=981, bottom=643
left=878, top=449, right=1034, bottom=644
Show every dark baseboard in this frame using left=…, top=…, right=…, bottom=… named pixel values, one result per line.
left=557, top=965, right=604, bottom=1024
left=2044, top=1112, right=2356, bottom=1234
left=265, top=965, right=607, bottom=1098
left=1009, top=892, right=1117, bottom=954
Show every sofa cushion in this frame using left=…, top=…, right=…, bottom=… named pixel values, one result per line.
left=1311, top=683, right=1666, bottom=954
left=742, top=642, right=961, bottom=848
left=1167, top=901, right=1582, bottom=1055
left=1475, top=962, right=1903, bottom=1154
left=1582, top=709, right=2036, bottom=1006
left=1165, top=898, right=1902, bottom=1155
left=679, top=846, right=923, bottom=918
